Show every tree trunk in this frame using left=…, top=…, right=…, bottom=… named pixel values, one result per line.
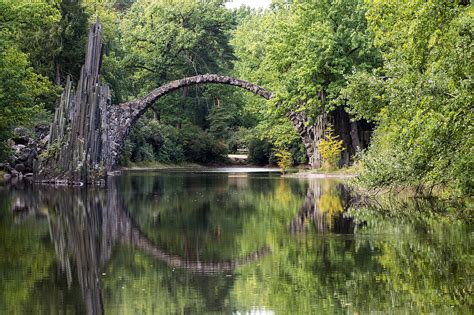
left=55, top=63, right=61, bottom=85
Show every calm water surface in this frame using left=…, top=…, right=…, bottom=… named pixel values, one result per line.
left=0, top=170, right=472, bottom=314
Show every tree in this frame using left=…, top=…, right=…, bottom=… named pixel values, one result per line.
left=0, top=0, right=60, bottom=158
left=274, top=148, right=292, bottom=173
left=232, top=1, right=381, bottom=166
left=53, top=0, right=90, bottom=84
left=117, top=0, right=234, bottom=98
left=108, top=0, right=254, bottom=164
left=346, top=0, right=473, bottom=195
left=318, top=125, right=344, bottom=169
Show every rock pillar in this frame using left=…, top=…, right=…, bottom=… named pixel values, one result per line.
left=35, top=19, right=111, bottom=184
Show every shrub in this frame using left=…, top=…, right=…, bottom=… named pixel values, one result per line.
left=148, top=122, right=184, bottom=163
left=181, top=123, right=226, bottom=164
left=248, top=138, right=272, bottom=165
left=318, top=125, right=344, bottom=169
left=274, top=148, right=292, bottom=173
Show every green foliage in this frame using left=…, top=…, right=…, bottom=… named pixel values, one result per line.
left=347, top=1, right=473, bottom=196
left=181, top=123, right=226, bottom=164
left=231, top=0, right=380, bottom=167
left=274, top=148, right=292, bottom=173
left=248, top=138, right=273, bottom=165
left=115, top=0, right=233, bottom=99
left=227, top=127, right=252, bottom=153
left=40, top=141, right=60, bottom=159
left=123, top=118, right=227, bottom=165
left=0, top=0, right=61, bottom=79
left=54, top=0, right=90, bottom=83
left=318, top=125, right=344, bottom=169
left=0, top=0, right=62, bottom=158
left=154, top=124, right=185, bottom=164
left=233, top=0, right=381, bottom=115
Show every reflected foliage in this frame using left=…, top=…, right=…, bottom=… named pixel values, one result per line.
left=0, top=172, right=472, bottom=313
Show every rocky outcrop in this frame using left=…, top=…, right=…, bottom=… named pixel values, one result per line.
left=1, top=126, right=49, bottom=178
left=35, top=19, right=111, bottom=185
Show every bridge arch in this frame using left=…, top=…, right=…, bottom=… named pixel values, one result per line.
left=105, top=74, right=275, bottom=171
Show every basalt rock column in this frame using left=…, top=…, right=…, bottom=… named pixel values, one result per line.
left=36, top=19, right=111, bottom=184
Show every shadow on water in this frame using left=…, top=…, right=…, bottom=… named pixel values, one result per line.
left=0, top=171, right=472, bottom=313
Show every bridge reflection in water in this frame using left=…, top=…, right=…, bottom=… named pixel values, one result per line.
left=4, top=173, right=471, bottom=314
left=7, top=176, right=352, bottom=314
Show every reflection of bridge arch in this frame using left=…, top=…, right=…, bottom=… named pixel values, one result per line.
left=118, top=206, right=270, bottom=273
left=35, top=185, right=271, bottom=274
left=10, top=178, right=354, bottom=314
left=11, top=184, right=271, bottom=314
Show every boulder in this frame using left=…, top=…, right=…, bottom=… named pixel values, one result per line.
left=18, top=147, right=32, bottom=161
left=15, top=163, right=26, bottom=173
left=11, top=127, right=30, bottom=145
left=2, top=125, right=48, bottom=177
left=14, top=144, right=26, bottom=155
left=35, top=124, right=49, bottom=140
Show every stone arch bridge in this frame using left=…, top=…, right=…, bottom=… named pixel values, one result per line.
left=107, top=74, right=277, bottom=170
left=36, top=20, right=314, bottom=184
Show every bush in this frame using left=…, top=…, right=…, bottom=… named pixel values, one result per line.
left=227, top=127, right=252, bottom=153
left=318, top=125, right=344, bottom=169
left=274, top=148, right=292, bottom=173
left=124, top=119, right=230, bottom=165
left=248, top=138, right=273, bottom=165
left=181, top=123, right=226, bottom=164
left=148, top=122, right=184, bottom=163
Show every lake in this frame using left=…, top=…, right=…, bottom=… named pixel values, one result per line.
left=0, top=169, right=472, bottom=314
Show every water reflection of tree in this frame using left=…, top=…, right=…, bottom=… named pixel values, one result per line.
left=116, top=173, right=306, bottom=261
left=346, top=197, right=473, bottom=312
left=289, top=180, right=353, bottom=234
left=229, top=185, right=472, bottom=313
left=2, top=177, right=472, bottom=314
left=0, top=187, right=57, bottom=314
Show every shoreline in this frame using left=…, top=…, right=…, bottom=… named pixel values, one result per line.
left=283, top=172, right=355, bottom=179
left=120, top=164, right=356, bottom=179
left=120, top=162, right=206, bottom=171
left=118, top=163, right=281, bottom=173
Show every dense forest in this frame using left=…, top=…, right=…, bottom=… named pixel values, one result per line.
left=0, top=0, right=472, bottom=196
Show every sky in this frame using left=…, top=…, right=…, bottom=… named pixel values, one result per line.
left=225, top=0, right=272, bottom=9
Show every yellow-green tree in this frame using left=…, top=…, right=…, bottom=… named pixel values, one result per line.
left=274, top=148, right=292, bottom=173
left=318, top=125, right=344, bottom=169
